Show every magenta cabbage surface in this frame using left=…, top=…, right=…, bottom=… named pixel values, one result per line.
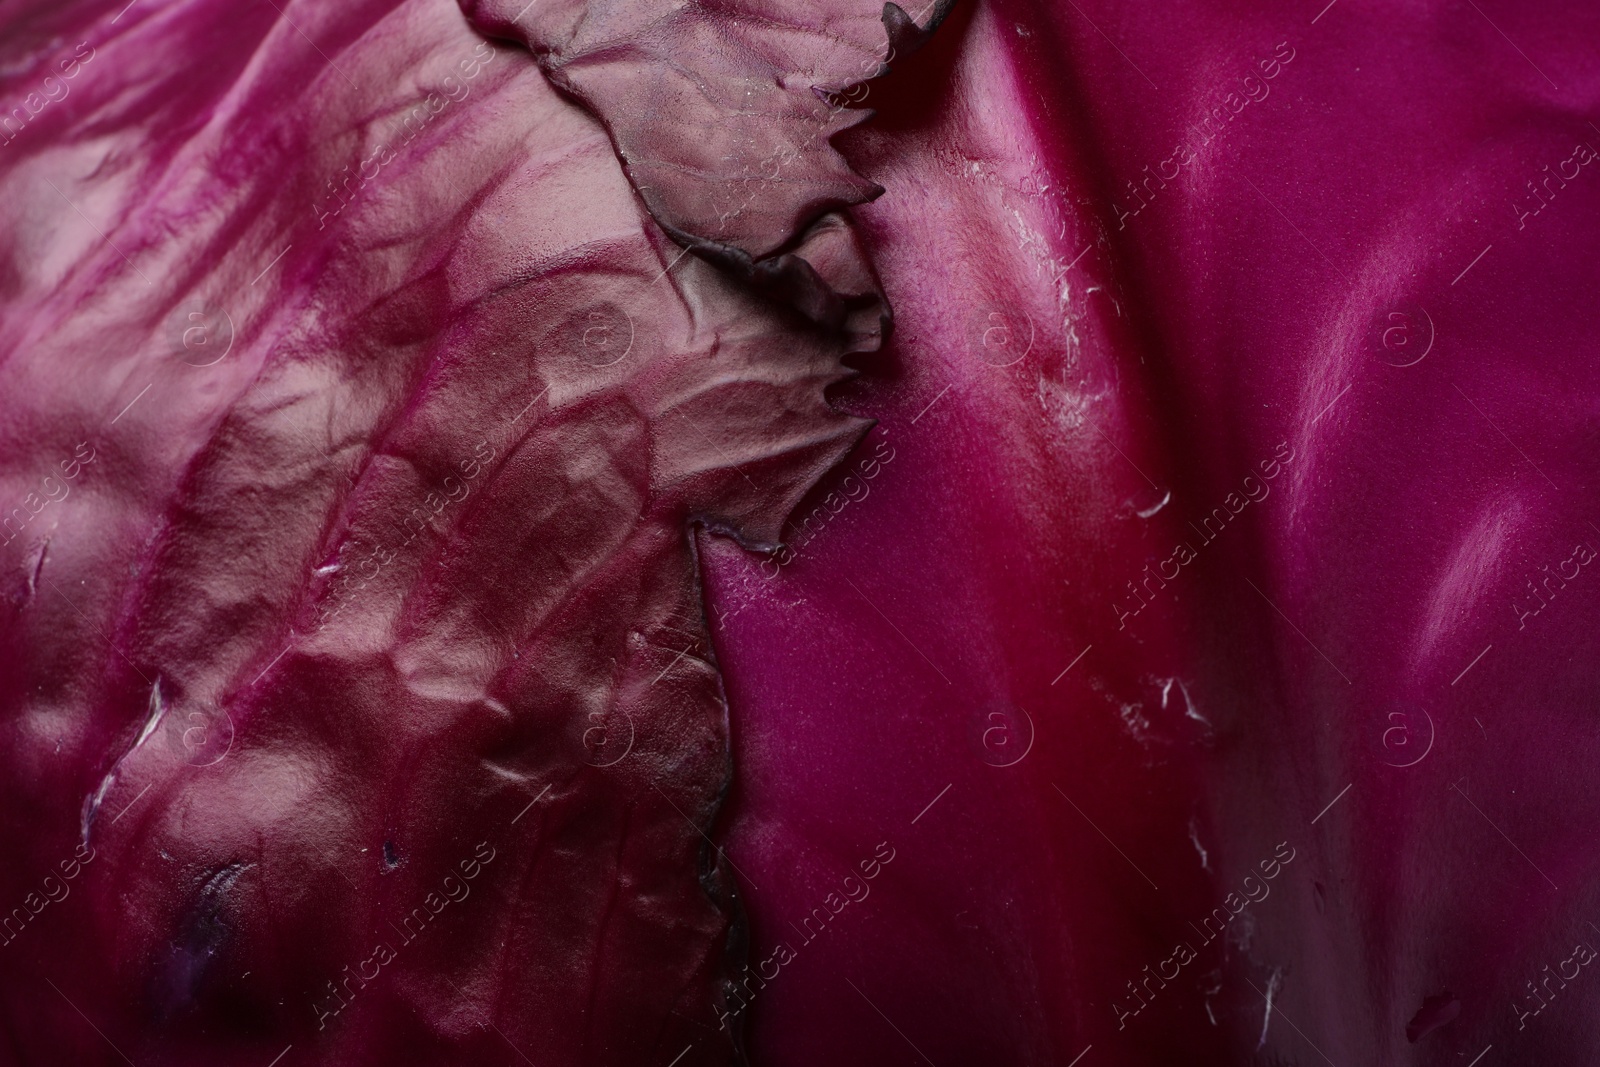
left=1, top=0, right=1599, bottom=1066
left=707, top=2, right=1600, bottom=1065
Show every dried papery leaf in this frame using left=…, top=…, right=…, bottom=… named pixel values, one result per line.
left=0, top=0, right=931, bottom=1061
left=458, top=0, right=955, bottom=331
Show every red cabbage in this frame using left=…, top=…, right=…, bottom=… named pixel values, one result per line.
left=2, top=0, right=1598, bottom=1065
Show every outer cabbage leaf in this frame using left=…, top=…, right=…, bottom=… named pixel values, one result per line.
left=0, top=0, right=901, bottom=1062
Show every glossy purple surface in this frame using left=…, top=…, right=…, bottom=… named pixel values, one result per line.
left=706, top=1, right=1600, bottom=1064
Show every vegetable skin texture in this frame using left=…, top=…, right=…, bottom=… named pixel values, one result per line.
left=0, top=0, right=934, bottom=1062
left=704, top=1, right=1600, bottom=1065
